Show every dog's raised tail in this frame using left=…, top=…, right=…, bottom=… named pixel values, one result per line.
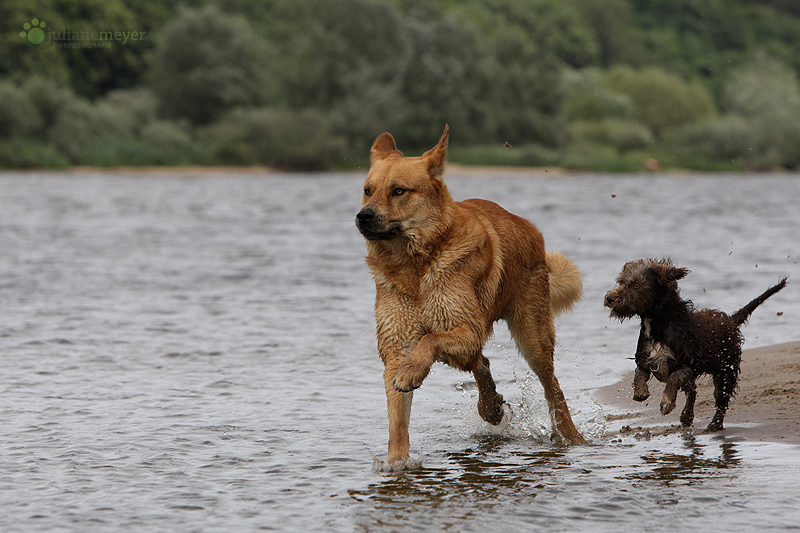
left=731, top=277, right=788, bottom=325
left=546, top=251, right=583, bottom=316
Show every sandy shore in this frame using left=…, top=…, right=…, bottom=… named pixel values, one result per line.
left=595, top=341, right=800, bottom=446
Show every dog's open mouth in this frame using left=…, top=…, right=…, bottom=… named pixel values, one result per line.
left=357, top=222, right=403, bottom=241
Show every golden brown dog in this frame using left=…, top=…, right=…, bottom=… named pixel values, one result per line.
left=356, top=125, right=586, bottom=467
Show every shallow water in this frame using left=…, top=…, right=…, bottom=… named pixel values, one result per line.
left=0, top=171, right=798, bottom=531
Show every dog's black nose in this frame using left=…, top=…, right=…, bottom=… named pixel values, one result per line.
left=604, top=294, right=616, bottom=306
left=356, top=208, right=375, bottom=222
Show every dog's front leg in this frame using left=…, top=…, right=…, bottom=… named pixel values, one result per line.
left=473, top=355, right=506, bottom=425
left=393, top=325, right=483, bottom=392
left=633, top=366, right=651, bottom=401
left=661, top=367, right=693, bottom=416
left=383, top=362, right=413, bottom=465
left=392, top=339, right=435, bottom=392
left=680, top=383, right=697, bottom=427
left=633, top=330, right=651, bottom=401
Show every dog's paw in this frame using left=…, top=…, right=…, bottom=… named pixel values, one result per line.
left=633, top=391, right=650, bottom=402
left=478, top=394, right=507, bottom=425
left=393, top=361, right=427, bottom=392
left=375, top=455, right=424, bottom=472
left=660, top=396, right=675, bottom=415
left=705, top=415, right=724, bottom=432
left=392, top=377, right=419, bottom=392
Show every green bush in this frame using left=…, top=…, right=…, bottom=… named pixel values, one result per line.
left=475, top=25, right=567, bottom=147
left=140, top=120, right=192, bottom=151
left=376, top=9, right=491, bottom=147
left=48, top=98, right=136, bottom=163
left=568, top=119, right=653, bottom=152
left=269, top=0, right=408, bottom=109
left=670, top=116, right=753, bottom=161
left=723, top=53, right=800, bottom=117
left=202, top=107, right=346, bottom=170
left=271, top=0, right=570, bottom=150
left=608, top=66, right=717, bottom=137
left=21, top=76, right=73, bottom=140
left=464, top=0, right=600, bottom=68
left=81, top=120, right=197, bottom=166
left=721, top=53, right=800, bottom=168
left=558, top=142, right=620, bottom=171
left=0, top=81, right=40, bottom=138
left=449, top=143, right=560, bottom=167
left=0, top=139, right=68, bottom=168
left=147, top=5, right=274, bottom=126
left=562, top=68, right=632, bottom=121
left=81, top=141, right=191, bottom=167
left=103, top=88, right=160, bottom=134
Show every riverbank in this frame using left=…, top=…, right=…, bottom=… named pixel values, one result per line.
left=595, top=341, right=800, bottom=446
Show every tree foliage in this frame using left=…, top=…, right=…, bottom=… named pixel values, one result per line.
left=147, top=5, right=274, bottom=125
left=1, top=0, right=800, bottom=170
left=609, top=66, right=716, bottom=137
left=721, top=53, right=800, bottom=168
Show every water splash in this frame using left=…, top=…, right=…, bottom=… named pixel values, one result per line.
left=578, top=400, right=609, bottom=441
left=512, top=371, right=553, bottom=440
left=371, top=453, right=424, bottom=472
left=453, top=362, right=554, bottom=443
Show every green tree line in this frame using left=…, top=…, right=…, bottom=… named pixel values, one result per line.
left=2, top=0, right=800, bottom=170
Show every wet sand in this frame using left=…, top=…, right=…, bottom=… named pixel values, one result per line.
left=596, top=341, right=800, bottom=445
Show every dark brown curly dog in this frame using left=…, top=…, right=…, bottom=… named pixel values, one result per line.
left=604, top=258, right=787, bottom=431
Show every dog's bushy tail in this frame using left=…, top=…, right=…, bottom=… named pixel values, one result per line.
left=547, top=251, right=583, bottom=316
left=731, top=277, right=788, bottom=325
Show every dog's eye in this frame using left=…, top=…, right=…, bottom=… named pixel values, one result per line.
left=364, top=187, right=371, bottom=196
left=392, top=187, right=406, bottom=196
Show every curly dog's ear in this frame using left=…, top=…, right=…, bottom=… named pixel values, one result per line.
left=646, top=258, right=689, bottom=284
left=664, top=265, right=690, bottom=282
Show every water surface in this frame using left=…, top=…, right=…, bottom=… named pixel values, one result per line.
left=1, top=171, right=798, bottom=531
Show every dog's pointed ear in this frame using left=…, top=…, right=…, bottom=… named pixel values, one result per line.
left=665, top=265, right=690, bottom=282
left=371, top=133, right=403, bottom=163
left=422, top=124, right=449, bottom=179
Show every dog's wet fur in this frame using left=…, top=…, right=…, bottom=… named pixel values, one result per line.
left=605, top=258, right=787, bottom=431
left=357, top=125, right=585, bottom=467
